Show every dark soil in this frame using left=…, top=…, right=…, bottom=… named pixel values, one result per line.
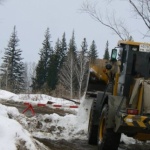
left=35, top=138, right=97, bottom=150
left=35, top=138, right=150, bottom=150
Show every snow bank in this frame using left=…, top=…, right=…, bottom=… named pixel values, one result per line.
left=25, top=95, right=94, bottom=141
left=0, top=90, right=18, bottom=100
left=0, top=89, right=140, bottom=146
left=0, top=104, right=49, bottom=150
left=0, top=90, right=77, bottom=108
left=0, top=115, right=37, bottom=150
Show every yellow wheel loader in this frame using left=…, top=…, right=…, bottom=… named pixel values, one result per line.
left=87, top=40, right=150, bottom=150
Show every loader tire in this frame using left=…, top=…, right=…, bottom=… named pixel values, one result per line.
left=98, top=104, right=121, bottom=150
left=88, top=99, right=98, bottom=145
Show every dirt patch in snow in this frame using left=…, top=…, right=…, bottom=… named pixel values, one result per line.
left=35, top=138, right=97, bottom=150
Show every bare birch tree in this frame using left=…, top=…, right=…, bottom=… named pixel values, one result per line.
left=76, top=51, right=89, bottom=100
left=23, top=62, right=36, bottom=93
left=59, top=52, right=76, bottom=99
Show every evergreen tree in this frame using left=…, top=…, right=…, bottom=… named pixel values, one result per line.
left=32, top=28, right=53, bottom=92
left=103, top=40, right=110, bottom=60
left=60, top=32, right=67, bottom=68
left=38, top=32, right=67, bottom=91
left=47, top=33, right=67, bottom=91
left=128, top=36, right=134, bottom=41
left=68, top=30, right=77, bottom=58
left=88, top=40, right=98, bottom=63
left=1, top=26, right=25, bottom=93
left=47, top=39, right=61, bottom=90
left=81, top=38, right=88, bottom=55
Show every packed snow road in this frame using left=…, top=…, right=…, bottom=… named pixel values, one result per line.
left=36, top=139, right=97, bottom=150
left=34, top=138, right=150, bottom=150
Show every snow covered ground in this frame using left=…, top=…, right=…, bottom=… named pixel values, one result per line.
left=0, top=90, right=140, bottom=150
left=0, top=104, right=49, bottom=150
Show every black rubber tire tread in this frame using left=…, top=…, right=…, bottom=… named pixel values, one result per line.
left=88, top=99, right=98, bottom=145
left=98, top=104, right=121, bottom=150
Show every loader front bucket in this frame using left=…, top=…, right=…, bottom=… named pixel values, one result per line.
left=87, top=71, right=107, bottom=92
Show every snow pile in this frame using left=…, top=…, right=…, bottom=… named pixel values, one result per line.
left=31, top=114, right=79, bottom=140
left=120, top=134, right=136, bottom=145
left=0, top=89, right=141, bottom=147
left=0, top=90, right=17, bottom=100
left=15, top=95, right=93, bottom=141
left=0, top=90, right=77, bottom=108
left=18, top=94, right=77, bottom=107
left=0, top=104, right=49, bottom=150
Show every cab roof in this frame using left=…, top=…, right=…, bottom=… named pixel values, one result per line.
left=118, top=40, right=150, bottom=46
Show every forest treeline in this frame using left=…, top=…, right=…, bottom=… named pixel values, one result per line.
left=0, top=26, right=110, bottom=99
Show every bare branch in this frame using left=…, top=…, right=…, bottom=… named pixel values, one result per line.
left=0, top=0, right=4, bottom=4
left=80, top=1, right=131, bottom=40
left=129, top=0, right=150, bottom=30
left=81, top=0, right=150, bottom=38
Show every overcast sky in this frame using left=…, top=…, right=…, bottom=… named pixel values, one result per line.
left=0, top=0, right=149, bottom=63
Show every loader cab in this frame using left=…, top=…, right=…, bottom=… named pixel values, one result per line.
left=111, top=41, right=150, bottom=98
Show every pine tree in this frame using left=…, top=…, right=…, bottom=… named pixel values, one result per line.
left=32, top=28, right=53, bottom=92
left=60, top=32, right=67, bottom=68
left=47, top=39, right=61, bottom=90
left=47, top=33, right=67, bottom=92
left=89, top=40, right=98, bottom=64
left=47, top=34, right=68, bottom=90
left=81, top=38, right=88, bottom=55
left=1, top=26, right=25, bottom=93
left=68, top=30, right=77, bottom=58
left=103, top=40, right=110, bottom=60
left=128, top=36, right=134, bottom=41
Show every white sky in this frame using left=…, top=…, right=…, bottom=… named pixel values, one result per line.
left=0, top=0, right=149, bottom=63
